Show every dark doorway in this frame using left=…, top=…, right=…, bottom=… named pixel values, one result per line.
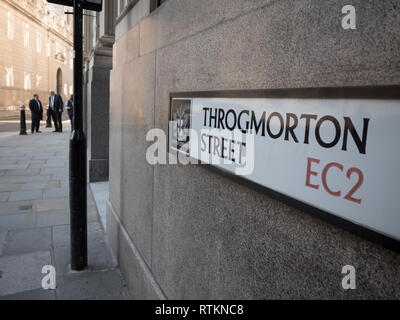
left=56, top=68, right=63, bottom=95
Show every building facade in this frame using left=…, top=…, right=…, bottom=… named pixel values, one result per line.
left=0, top=0, right=73, bottom=119
left=83, top=0, right=120, bottom=182
left=105, top=0, right=400, bottom=299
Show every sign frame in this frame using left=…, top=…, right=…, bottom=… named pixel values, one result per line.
left=169, top=85, right=400, bottom=253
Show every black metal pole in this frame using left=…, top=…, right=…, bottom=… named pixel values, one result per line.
left=70, top=0, right=87, bottom=271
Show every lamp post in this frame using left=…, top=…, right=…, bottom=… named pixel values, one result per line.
left=47, top=0, right=103, bottom=272
left=69, top=0, right=87, bottom=271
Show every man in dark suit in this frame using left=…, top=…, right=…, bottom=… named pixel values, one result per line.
left=49, top=90, right=64, bottom=132
left=29, top=94, right=43, bottom=134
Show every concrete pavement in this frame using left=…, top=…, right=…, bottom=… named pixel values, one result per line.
left=0, top=121, right=130, bottom=300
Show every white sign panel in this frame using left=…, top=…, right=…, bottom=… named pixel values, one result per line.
left=170, top=95, right=400, bottom=241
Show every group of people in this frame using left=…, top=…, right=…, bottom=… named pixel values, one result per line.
left=28, top=91, right=74, bottom=134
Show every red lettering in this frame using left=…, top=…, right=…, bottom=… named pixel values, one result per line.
left=305, top=157, right=320, bottom=190
left=305, top=158, right=364, bottom=204
left=322, top=162, right=343, bottom=197
left=344, top=168, right=364, bottom=204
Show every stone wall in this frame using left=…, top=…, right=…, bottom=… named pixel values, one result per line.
left=108, top=0, right=400, bottom=299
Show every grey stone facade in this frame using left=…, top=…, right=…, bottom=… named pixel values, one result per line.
left=83, top=1, right=117, bottom=182
left=108, top=0, right=400, bottom=299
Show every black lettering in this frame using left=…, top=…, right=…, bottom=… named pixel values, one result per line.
left=342, top=117, right=369, bottom=154
left=209, top=108, right=217, bottom=128
left=266, top=112, right=284, bottom=139
left=202, top=107, right=209, bottom=126
left=300, top=114, right=317, bottom=144
left=225, top=109, right=237, bottom=131
left=238, top=110, right=249, bottom=133
left=218, top=109, right=225, bottom=129
left=250, top=111, right=266, bottom=136
left=315, top=115, right=341, bottom=148
left=285, top=113, right=299, bottom=142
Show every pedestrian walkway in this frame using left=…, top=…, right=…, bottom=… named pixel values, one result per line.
left=0, top=122, right=130, bottom=300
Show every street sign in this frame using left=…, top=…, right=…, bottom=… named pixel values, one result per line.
left=47, top=0, right=102, bottom=11
left=169, top=88, right=400, bottom=245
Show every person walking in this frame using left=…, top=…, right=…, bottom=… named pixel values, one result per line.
left=28, top=94, right=43, bottom=134
left=65, top=94, right=74, bottom=130
left=49, top=90, right=64, bottom=132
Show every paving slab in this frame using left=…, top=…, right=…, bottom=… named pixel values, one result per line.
left=19, top=181, right=48, bottom=191
left=0, top=288, right=56, bottom=300
left=54, top=241, right=117, bottom=276
left=29, top=163, right=65, bottom=169
left=5, top=169, right=41, bottom=176
left=0, top=183, right=20, bottom=192
left=2, top=227, right=52, bottom=256
left=9, top=190, right=43, bottom=202
left=56, top=269, right=130, bottom=300
left=46, top=180, right=60, bottom=189
left=0, top=192, right=10, bottom=202
left=0, top=175, right=51, bottom=184
left=53, top=222, right=105, bottom=248
left=37, top=209, right=70, bottom=227
left=0, top=213, right=37, bottom=232
left=46, top=159, right=67, bottom=166
left=34, top=198, right=69, bottom=212
left=43, top=187, right=68, bottom=199
left=31, top=153, right=56, bottom=160
left=87, top=206, right=99, bottom=223
left=0, top=231, right=7, bottom=256
left=90, top=182, right=109, bottom=231
left=0, top=200, right=34, bottom=216
left=0, top=164, right=29, bottom=170
left=40, top=167, right=68, bottom=176
left=17, top=160, right=46, bottom=166
left=0, top=161, right=17, bottom=166
left=0, top=251, right=52, bottom=296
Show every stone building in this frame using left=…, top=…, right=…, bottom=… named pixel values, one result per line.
left=82, top=0, right=118, bottom=181
left=82, top=0, right=166, bottom=181
left=86, top=0, right=400, bottom=299
left=0, top=0, right=73, bottom=119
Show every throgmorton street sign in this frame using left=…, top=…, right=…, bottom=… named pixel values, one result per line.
left=169, top=87, right=400, bottom=247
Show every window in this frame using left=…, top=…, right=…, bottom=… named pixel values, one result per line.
left=23, top=22, right=30, bottom=48
left=69, top=51, right=73, bottom=70
left=7, top=12, right=14, bottom=40
left=36, top=31, right=42, bottom=53
left=5, top=67, right=14, bottom=87
left=36, top=75, right=41, bottom=88
left=118, top=0, right=128, bottom=15
left=150, top=0, right=167, bottom=12
left=24, top=72, right=31, bottom=90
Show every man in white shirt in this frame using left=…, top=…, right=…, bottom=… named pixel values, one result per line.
left=48, top=90, right=64, bottom=132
